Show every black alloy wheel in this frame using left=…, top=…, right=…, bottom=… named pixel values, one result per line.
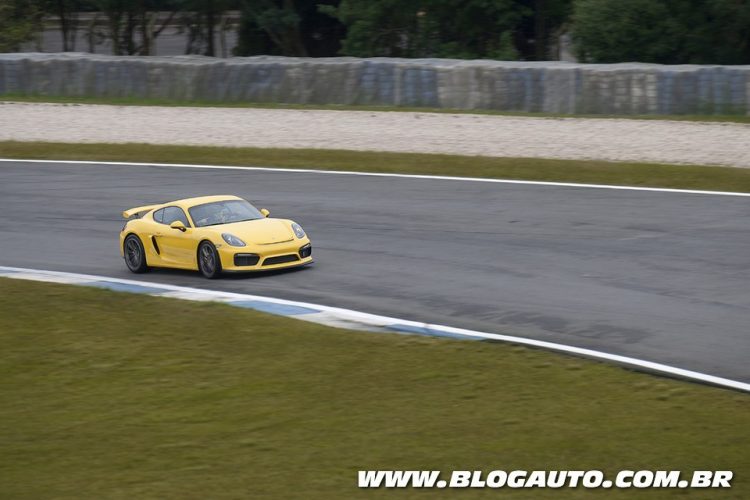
left=198, top=241, right=222, bottom=279
left=124, top=234, right=148, bottom=273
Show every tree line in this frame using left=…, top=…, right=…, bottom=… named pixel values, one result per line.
left=1, top=0, right=749, bottom=64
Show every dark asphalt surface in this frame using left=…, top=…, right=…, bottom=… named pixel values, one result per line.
left=1, top=161, right=749, bottom=382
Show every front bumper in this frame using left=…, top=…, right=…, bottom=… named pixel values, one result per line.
left=218, top=240, right=313, bottom=272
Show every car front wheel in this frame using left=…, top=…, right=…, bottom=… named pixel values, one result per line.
left=198, top=241, right=222, bottom=279
left=124, top=234, right=149, bottom=273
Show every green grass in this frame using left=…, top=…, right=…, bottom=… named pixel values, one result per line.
left=3, top=93, right=750, bottom=123
left=0, top=277, right=748, bottom=499
left=3, top=140, right=750, bottom=193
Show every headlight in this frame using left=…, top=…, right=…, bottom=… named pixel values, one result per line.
left=291, top=223, right=306, bottom=239
left=222, top=233, right=246, bottom=247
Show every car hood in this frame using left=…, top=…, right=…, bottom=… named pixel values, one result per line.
left=214, top=218, right=295, bottom=245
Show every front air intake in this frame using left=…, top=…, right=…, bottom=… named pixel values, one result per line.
left=234, top=253, right=260, bottom=266
left=263, top=254, right=299, bottom=266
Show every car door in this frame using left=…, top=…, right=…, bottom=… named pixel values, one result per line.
left=143, top=208, right=167, bottom=266
left=155, top=206, right=197, bottom=268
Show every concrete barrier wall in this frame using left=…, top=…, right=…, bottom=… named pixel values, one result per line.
left=1, top=52, right=749, bottom=115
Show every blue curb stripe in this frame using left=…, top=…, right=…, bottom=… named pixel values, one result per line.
left=386, top=324, right=485, bottom=340
left=84, top=281, right=170, bottom=294
left=229, top=300, right=319, bottom=316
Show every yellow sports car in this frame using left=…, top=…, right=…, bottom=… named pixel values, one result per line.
left=120, top=195, right=312, bottom=278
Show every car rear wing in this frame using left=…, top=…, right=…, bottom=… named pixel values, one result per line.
left=122, top=204, right=161, bottom=219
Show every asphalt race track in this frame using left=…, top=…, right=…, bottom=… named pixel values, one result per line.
left=1, top=161, right=749, bottom=383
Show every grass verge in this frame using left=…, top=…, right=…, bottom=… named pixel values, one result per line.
left=2, top=141, right=750, bottom=193
left=0, top=277, right=748, bottom=499
left=3, top=94, right=750, bottom=123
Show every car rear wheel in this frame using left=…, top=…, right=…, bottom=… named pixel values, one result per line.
left=124, top=234, right=148, bottom=273
left=198, top=241, right=222, bottom=279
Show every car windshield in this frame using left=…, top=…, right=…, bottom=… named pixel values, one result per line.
left=189, top=199, right=264, bottom=227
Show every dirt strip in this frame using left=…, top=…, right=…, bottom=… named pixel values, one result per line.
left=1, top=102, right=749, bottom=167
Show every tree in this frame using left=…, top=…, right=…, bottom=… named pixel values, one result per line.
left=688, top=0, right=750, bottom=64
left=93, top=0, right=181, bottom=55
left=319, top=0, right=427, bottom=57
left=571, top=0, right=681, bottom=63
left=46, top=0, right=79, bottom=51
left=0, top=0, right=43, bottom=52
left=319, top=0, right=554, bottom=60
left=234, top=0, right=344, bottom=57
left=516, top=0, right=572, bottom=60
left=572, top=0, right=750, bottom=64
left=179, top=0, right=233, bottom=56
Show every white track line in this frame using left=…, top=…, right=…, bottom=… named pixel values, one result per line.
left=1, top=158, right=749, bottom=197
left=1, top=266, right=748, bottom=393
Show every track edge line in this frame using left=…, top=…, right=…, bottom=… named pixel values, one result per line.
left=1, top=157, right=749, bottom=197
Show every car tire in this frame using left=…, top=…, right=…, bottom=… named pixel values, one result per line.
left=123, top=234, right=149, bottom=273
left=198, top=241, right=222, bottom=279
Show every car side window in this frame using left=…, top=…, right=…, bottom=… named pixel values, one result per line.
left=153, top=208, right=164, bottom=223
left=162, top=206, right=190, bottom=227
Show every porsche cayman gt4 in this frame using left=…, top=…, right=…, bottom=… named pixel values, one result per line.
left=120, top=195, right=312, bottom=278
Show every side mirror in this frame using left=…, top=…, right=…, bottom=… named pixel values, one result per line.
left=260, top=208, right=270, bottom=218
left=170, top=220, right=187, bottom=232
